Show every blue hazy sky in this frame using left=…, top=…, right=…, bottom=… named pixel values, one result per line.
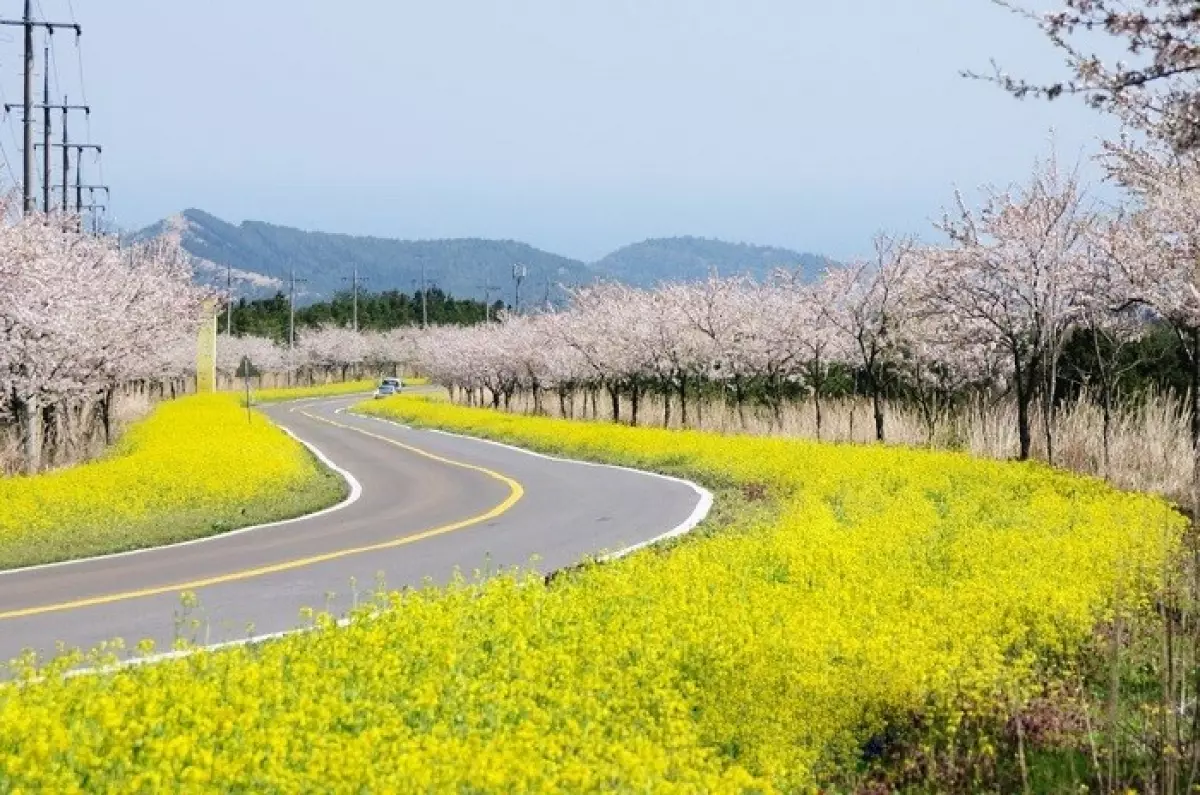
left=0, top=1, right=1113, bottom=261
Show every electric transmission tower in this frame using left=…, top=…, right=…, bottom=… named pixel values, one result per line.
left=0, top=2, right=80, bottom=214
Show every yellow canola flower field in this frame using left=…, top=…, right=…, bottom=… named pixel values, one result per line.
left=247, top=376, right=431, bottom=405
left=0, top=393, right=344, bottom=569
left=0, top=395, right=1182, bottom=792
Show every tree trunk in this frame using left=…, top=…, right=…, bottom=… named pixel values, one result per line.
left=1014, top=352, right=1033, bottom=461
left=772, top=378, right=784, bottom=430
left=871, top=382, right=885, bottom=443
left=1100, top=383, right=1113, bottom=480
left=491, top=388, right=501, bottom=409
left=814, top=389, right=823, bottom=442
left=608, top=385, right=621, bottom=424
left=678, top=373, right=688, bottom=428
left=558, top=388, right=568, bottom=418
left=21, top=394, right=42, bottom=475
left=733, top=375, right=747, bottom=429
left=1090, top=327, right=1114, bottom=480
left=102, top=386, right=115, bottom=446
left=663, top=386, right=672, bottom=428
left=630, top=382, right=640, bottom=427
left=1041, top=350, right=1059, bottom=467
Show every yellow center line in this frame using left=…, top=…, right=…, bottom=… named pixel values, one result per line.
left=0, top=406, right=524, bottom=622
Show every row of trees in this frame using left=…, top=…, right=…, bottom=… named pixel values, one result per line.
left=405, top=136, right=1200, bottom=491
left=221, top=288, right=499, bottom=340
left=215, top=327, right=414, bottom=384
left=0, top=205, right=208, bottom=472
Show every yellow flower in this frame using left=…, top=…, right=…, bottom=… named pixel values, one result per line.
left=0, top=394, right=1180, bottom=792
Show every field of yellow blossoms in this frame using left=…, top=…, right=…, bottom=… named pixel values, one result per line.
left=0, top=394, right=1181, bottom=791
left=0, top=393, right=344, bottom=569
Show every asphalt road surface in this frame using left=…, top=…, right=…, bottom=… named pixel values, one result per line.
left=0, top=395, right=706, bottom=667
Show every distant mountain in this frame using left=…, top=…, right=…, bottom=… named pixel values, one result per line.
left=592, top=236, right=830, bottom=287
left=135, top=211, right=832, bottom=305
left=139, top=209, right=592, bottom=306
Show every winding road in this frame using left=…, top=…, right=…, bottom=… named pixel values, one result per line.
left=0, top=395, right=707, bottom=666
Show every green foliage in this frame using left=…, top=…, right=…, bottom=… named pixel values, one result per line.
left=219, top=287, right=501, bottom=340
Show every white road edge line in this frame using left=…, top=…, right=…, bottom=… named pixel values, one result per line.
left=345, top=409, right=713, bottom=561
left=24, top=399, right=713, bottom=678
left=0, top=425, right=363, bottom=578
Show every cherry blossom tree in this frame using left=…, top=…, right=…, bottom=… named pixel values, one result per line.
left=674, top=275, right=759, bottom=426
left=644, top=283, right=712, bottom=427
left=216, top=335, right=287, bottom=380
left=932, top=147, right=1094, bottom=461
left=771, top=269, right=852, bottom=439
left=822, top=232, right=918, bottom=442
left=0, top=203, right=207, bottom=472
left=975, top=1, right=1200, bottom=150
left=1095, top=133, right=1200, bottom=504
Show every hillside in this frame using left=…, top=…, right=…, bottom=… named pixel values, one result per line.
left=592, top=236, right=830, bottom=286
left=140, top=210, right=592, bottom=306
left=136, top=210, right=831, bottom=304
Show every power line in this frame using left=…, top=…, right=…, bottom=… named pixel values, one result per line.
left=0, top=1, right=81, bottom=213
left=0, top=137, right=16, bottom=187
left=65, top=0, right=85, bottom=104
left=33, top=2, right=60, bottom=99
left=0, top=83, right=26, bottom=188
left=8, top=85, right=90, bottom=212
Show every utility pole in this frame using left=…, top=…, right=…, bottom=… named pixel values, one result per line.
left=20, top=1, right=31, bottom=213
left=74, top=147, right=81, bottom=224
left=420, top=260, right=428, bottom=329
left=340, top=267, right=367, bottom=332
left=287, top=269, right=308, bottom=386
left=82, top=185, right=108, bottom=232
left=0, top=4, right=81, bottom=214
left=60, top=98, right=67, bottom=211
left=40, top=46, right=47, bottom=211
left=38, top=139, right=100, bottom=222
left=5, top=91, right=88, bottom=213
left=77, top=201, right=105, bottom=237
left=225, top=263, right=234, bottom=337
left=512, top=263, right=527, bottom=315
left=477, top=283, right=500, bottom=322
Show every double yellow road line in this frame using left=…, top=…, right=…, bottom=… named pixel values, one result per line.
left=0, top=407, right=524, bottom=621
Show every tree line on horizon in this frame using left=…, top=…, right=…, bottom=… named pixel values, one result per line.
left=219, top=287, right=506, bottom=340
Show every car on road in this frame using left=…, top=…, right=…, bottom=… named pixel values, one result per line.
left=380, top=377, right=403, bottom=391
left=373, top=383, right=397, bottom=399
